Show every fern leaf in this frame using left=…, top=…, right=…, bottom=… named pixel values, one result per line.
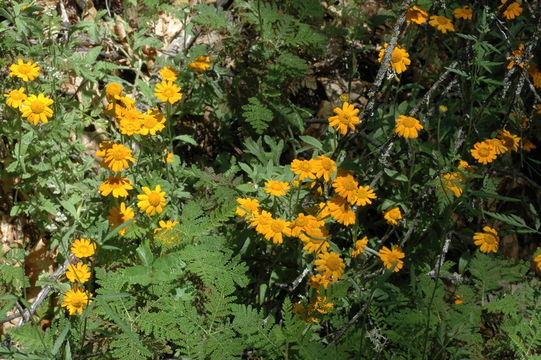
left=242, top=97, right=273, bottom=134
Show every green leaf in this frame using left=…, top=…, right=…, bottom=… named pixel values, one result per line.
left=242, top=97, right=274, bottom=134
left=299, top=135, right=323, bottom=151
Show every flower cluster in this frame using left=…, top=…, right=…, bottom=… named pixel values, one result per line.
left=377, top=43, right=411, bottom=75
left=499, top=0, right=523, bottom=20
left=406, top=5, right=461, bottom=33
left=470, top=130, right=521, bottom=165
left=61, top=239, right=96, bottom=315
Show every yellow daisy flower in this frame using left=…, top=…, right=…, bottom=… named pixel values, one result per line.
left=453, top=6, right=473, bottom=20
left=290, top=158, right=317, bottom=180
left=314, top=251, right=345, bottom=282
left=327, top=196, right=356, bottom=226
left=107, top=202, right=135, bottom=235
left=470, top=141, right=497, bottom=165
left=20, top=93, right=54, bottom=125
left=99, top=175, right=133, bottom=198
left=332, top=174, right=359, bottom=204
left=153, top=220, right=179, bottom=233
left=159, top=66, right=177, bottom=81
left=65, top=262, right=91, bottom=283
left=9, top=58, right=40, bottom=81
left=351, top=237, right=369, bottom=257
left=497, top=129, right=521, bottom=152
left=300, top=225, right=330, bottom=254
left=188, top=56, right=211, bottom=72
left=235, top=198, right=260, bottom=218
left=117, top=107, right=144, bottom=136
left=328, top=102, right=361, bottom=135
left=4, top=87, right=27, bottom=108
left=502, top=2, right=522, bottom=20
left=313, top=155, right=336, bottom=182
left=379, top=245, right=405, bottom=272
left=291, top=213, right=322, bottom=238
left=137, top=185, right=167, bottom=216
left=454, top=295, right=465, bottom=304
left=522, top=139, right=537, bottom=152
left=71, top=238, right=96, bottom=258
left=103, top=143, right=136, bottom=172
left=261, top=218, right=292, bottom=244
left=440, top=172, right=463, bottom=198
left=507, top=44, right=528, bottom=69
left=383, top=207, right=402, bottom=225
left=139, top=109, right=166, bottom=135
left=248, top=210, right=273, bottom=234
left=378, top=43, right=411, bottom=74
left=354, top=185, right=377, bottom=206
left=105, top=83, right=123, bottom=100
left=473, top=226, right=499, bottom=253
left=61, top=286, right=92, bottom=315
left=308, top=273, right=331, bottom=289
left=264, top=180, right=290, bottom=197
left=406, top=5, right=428, bottom=24
left=395, top=115, right=423, bottom=138
left=429, top=15, right=455, bottom=33
left=154, top=80, right=183, bottom=104
left=487, top=138, right=508, bottom=155
left=533, top=252, right=541, bottom=272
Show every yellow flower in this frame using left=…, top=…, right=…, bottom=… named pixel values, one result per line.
left=354, top=185, right=377, bottom=206
left=395, top=115, right=423, bottom=138
left=117, top=107, right=143, bottom=136
left=533, top=252, right=541, bottom=272
left=378, top=43, right=411, bottom=74
left=379, top=245, right=405, bottom=272
left=332, top=174, right=359, bottom=204
left=458, top=160, right=476, bottom=173
left=154, top=80, right=183, bottom=104
left=453, top=6, right=473, bottom=20
left=235, top=198, right=260, bottom=218
left=497, top=129, right=521, bottom=152
left=290, top=158, right=317, bottom=180
left=99, top=175, right=133, bottom=198
left=261, top=218, right=292, bottom=244
left=351, top=237, right=369, bottom=257
left=4, top=87, right=27, bottom=108
left=65, top=262, right=91, bottom=283
left=454, top=295, right=464, bottom=304
left=291, top=213, right=322, bottom=238
left=159, top=66, right=177, bottom=81
left=507, top=44, right=528, bottom=69
left=105, top=83, right=123, bottom=100
left=248, top=210, right=273, bottom=234
left=139, top=109, right=166, bottom=135
left=300, top=225, right=330, bottom=254
left=188, top=56, right=211, bottom=72
left=71, top=238, right=96, bottom=258
left=522, top=139, right=537, bottom=152
left=502, top=2, right=522, bottom=20
left=103, top=143, right=135, bottom=172
left=308, top=273, right=331, bottom=289
left=440, top=172, right=463, bottom=197
left=153, top=220, right=179, bottom=233
left=314, top=252, right=345, bottom=282
left=473, top=226, right=499, bottom=253
left=163, top=149, right=175, bottom=163
left=264, top=180, right=290, bottom=197
left=406, top=5, right=428, bottom=24
left=313, top=155, right=336, bottom=182
left=487, top=138, right=508, bottom=155
left=61, top=286, right=92, bottom=315
left=107, top=202, right=135, bottom=235
left=327, top=196, right=356, bottom=226
left=9, top=58, right=40, bottom=81
left=328, top=102, right=361, bottom=135
left=384, top=207, right=402, bottom=225
left=137, top=185, right=167, bottom=216
left=470, top=141, right=497, bottom=165
left=529, top=64, right=541, bottom=88
left=429, top=15, right=455, bottom=33
left=20, top=94, right=54, bottom=125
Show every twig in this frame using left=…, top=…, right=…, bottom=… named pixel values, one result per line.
left=426, top=234, right=451, bottom=278
left=14, top=256, right=75, bottom=327
left=289, top=268, right=310, bottom=292
left=410, top=61, right=458, bottom=117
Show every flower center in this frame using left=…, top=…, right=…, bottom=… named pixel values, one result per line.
left=401, top=117, right=417, bottom=128
left=270, top=221, right=284, bottom=233
left=163, top=88, right=175, bottom=98
left=321, top=159, right=333, bottom=170
left=478, top=147, right=491, bottom=157
left=342, top=178, right=357, bottom=191
left=326, top=257, right=340, bottom=271
left=148, top=193, right=162, bottom=207
left=391, top=51, right=403, bottom=63
left=13, top=92, right=25, bottom=100
left=144, top=116, right=157, bottom=128
left=19, top=64, right=31, bottom=74
left=30, top=100, right=45, bottom=113
left=109, top=147, right=128, bottom=160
